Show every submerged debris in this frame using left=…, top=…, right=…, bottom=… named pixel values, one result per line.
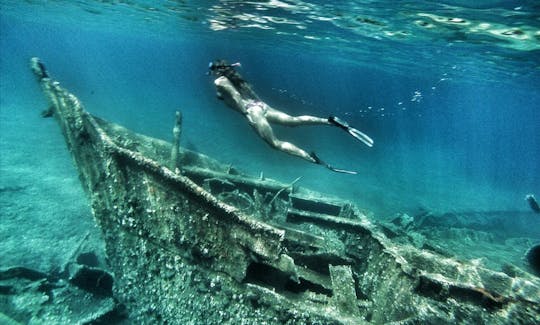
left=0, top=256, right=125, bottom=324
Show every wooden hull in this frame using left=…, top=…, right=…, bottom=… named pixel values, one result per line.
left=31, top=58, right=540, bottom=324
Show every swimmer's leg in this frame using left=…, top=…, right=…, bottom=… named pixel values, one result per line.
left=266, top=108, right=373, bottom=147
left=265, top=107, right=330, bottom=126
left=248, top=111, right=357, bottom=173
left=248, top=109, right=317, bottom=163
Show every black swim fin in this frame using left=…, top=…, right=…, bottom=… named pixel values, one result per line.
left=329, top=116, right=374, bottom=147
left=310, top=152, right=357, bottom=175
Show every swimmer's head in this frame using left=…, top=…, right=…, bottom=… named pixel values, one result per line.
left=525, top=193, right=540, bottom=214
left=208, top=59, right=241, bottom=76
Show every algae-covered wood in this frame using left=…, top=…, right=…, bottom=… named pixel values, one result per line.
left=31, top=57, right=540, bottom=324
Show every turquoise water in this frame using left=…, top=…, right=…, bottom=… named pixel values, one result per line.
left=1, top=0, right=539, bottom=317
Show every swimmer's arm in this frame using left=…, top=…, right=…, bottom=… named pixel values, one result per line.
left=214, top=76, right=248, bottom=114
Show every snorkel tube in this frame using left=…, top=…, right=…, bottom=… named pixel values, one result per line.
left=207, top=60, right=241, bottom=75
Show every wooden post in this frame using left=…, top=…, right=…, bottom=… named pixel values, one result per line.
left=170, top=111, right=182, bottom=172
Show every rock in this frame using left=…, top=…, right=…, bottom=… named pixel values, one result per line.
left=525, top=244, right=540, bottom=276
left=390, top=213, right=414, bottom=230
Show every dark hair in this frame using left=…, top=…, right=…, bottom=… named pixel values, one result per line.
left=210, top=59, right=259, bottom=101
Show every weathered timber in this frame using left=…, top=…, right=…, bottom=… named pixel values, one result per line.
left=30, top=57, right=540, bottom=324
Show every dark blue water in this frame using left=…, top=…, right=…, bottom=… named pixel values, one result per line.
left=1, top=1, right=539, bottom=219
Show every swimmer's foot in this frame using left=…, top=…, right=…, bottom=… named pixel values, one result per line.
left=328, top=116, right=374, bottom=147
left=310, top=152, right=357, bottom=175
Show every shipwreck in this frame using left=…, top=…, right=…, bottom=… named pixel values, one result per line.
left=22, top=57, right=540, bottom=324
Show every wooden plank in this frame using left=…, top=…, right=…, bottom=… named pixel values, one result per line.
left=290, top=194, right=342, bottom=216
left=287, top=208, right=369, bottom=234
left=269, top=222, right=326, bottom=249
left=329, top=265, right=359, bottom=315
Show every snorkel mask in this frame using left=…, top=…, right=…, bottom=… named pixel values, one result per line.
left=207, top=60, right=241, bottom=75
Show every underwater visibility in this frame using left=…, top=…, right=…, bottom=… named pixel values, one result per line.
left=1, top=1, right=539, bottom=324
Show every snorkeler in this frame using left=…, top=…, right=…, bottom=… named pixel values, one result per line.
left=208, top=59, right=373, bottom=174
left=525, top=194, right=540, bottom=214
